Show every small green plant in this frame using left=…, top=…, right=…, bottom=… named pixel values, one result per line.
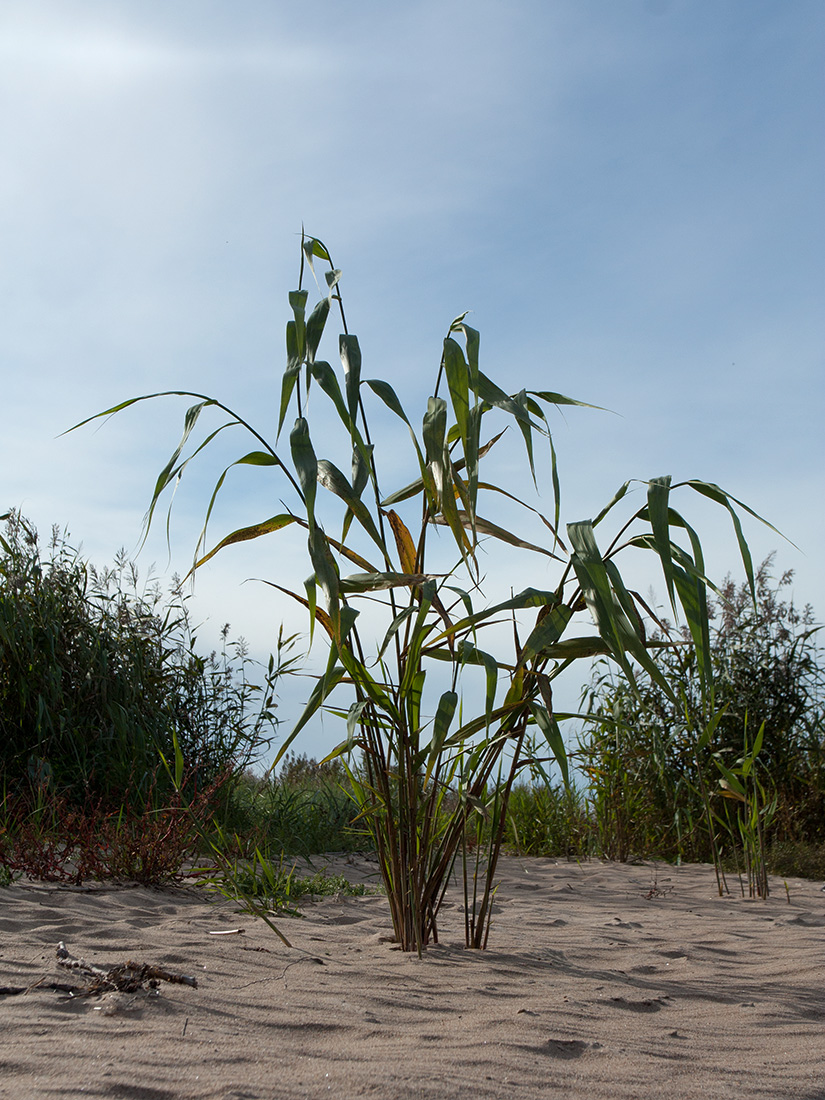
left=74, top=233, right=770, bottom=950
left=714, top=718, right=777, bottom=897
left=194, top=844, right=374, bottom=937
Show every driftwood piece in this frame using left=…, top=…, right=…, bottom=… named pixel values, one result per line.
left=1, top=944, right=199, bottom=1000
left=55, top=942, right=199, bottom=993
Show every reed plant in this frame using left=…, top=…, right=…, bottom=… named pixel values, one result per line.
left=73, top=233, right=769, bottom=949
left=579, top=557, right=824, bottom=880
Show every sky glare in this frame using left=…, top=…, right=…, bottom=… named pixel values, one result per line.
left=2, top=0, right=823, bottom=765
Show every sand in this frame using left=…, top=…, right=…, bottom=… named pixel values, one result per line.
left=1, top=855, right=824, bottom=1099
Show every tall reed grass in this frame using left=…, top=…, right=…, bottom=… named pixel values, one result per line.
left=73, top=233, right=773, bottom=947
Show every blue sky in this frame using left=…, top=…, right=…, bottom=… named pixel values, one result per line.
left=2, top=0, right=823, bottom=765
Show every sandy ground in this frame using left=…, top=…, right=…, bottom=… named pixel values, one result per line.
left=1, top=855, right=824, bottom=1100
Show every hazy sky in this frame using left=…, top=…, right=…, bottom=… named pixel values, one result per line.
left=2, top=0, right=823, bottom=765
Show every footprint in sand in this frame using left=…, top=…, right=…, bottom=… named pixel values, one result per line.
left=541, top=1039, right=602, bottom=1059
left=608, top=996, right=667, bottom=1013
left=605, top=917, right=642, bottom=929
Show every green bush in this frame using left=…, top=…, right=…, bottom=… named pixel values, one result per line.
left=0, top=510, right=288, bottom=807
left=578, top=556, right=825, bottom=862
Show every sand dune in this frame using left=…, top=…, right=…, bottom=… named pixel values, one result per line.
left=1, top=856, right=823, bottom=1099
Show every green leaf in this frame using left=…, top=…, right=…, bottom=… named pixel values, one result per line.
left=512, top=390, right=537, bottom=487
left=647, top=476, right=676, bottom=610
left=568, top=520, right=672, bottom=698
left=540, top=636, right=612, bottom=660
left=529, top=703, right=570, bottom=789
left=424, top=690, right=459, bottom=784
left=697, top=705, right=729, bottom=751
left=288, top=289, right=308, bottom=358
left=306, top=523, right=340, bottom=616
left=145, top=399, right=215, bottom=523
left=316, top=459, right=386, bottom=558
left=457, top=640, right=498, bottom=725
left=340, top=335, right=362, bottom=427
left=443, top=337, right=470, bottom=468
left=305, top=297, right=330, bottom=365
left=517, top=605, right=574, bottom=667
left=685, top=480, right=785, bottom=601
left=305, top=236, right=331, bottom=261
left=591, top=480, right=633, bottom=528
left=352, top=443, right=372, bottom=499
left=431, top=511, right=562, bottom=560
left=528, top=390, right=600, bottom=410
left=475, top=371, right=534, bottom=426
left=190, top=514, right=297, bottom=572
left=422, top=396, right=447, bottom=465
left=365, top=379, right=411, bottom=425
left=290, top=418, right=317, bottom=527
left=376, top=605, right=417, bottom=661
left=278, top=359, right=301, bottom=441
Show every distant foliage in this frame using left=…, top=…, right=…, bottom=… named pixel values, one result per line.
left=0, top=511, right=287, bottom=806
left=277, top=751, right=348, bottom=787
left=217, top=759, right=361, bottom=859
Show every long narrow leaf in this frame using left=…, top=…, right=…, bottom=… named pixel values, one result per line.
left=647, top=476, right=676, bottom=610
left=517, top=605, right=574, bottom=667
left=316, top=458, right=386, bottom=558
left=189, top=514, right=298, bottom=573
left=431, top=511, right=562, bottom=560
left=529, top=702, right=570, bottom=789
left=290, top=418, right=317, bottom=530
left=339, top=334, right=362, bottom=431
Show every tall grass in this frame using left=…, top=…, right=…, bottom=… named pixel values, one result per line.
left=215, top=755, right=362, bottom=858
left=74, top=233, right=771, bottom=948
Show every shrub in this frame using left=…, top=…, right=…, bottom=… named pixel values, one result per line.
left=0, top=510, right=290, bottom=807
left=579, top=556, right=825, bottom=862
